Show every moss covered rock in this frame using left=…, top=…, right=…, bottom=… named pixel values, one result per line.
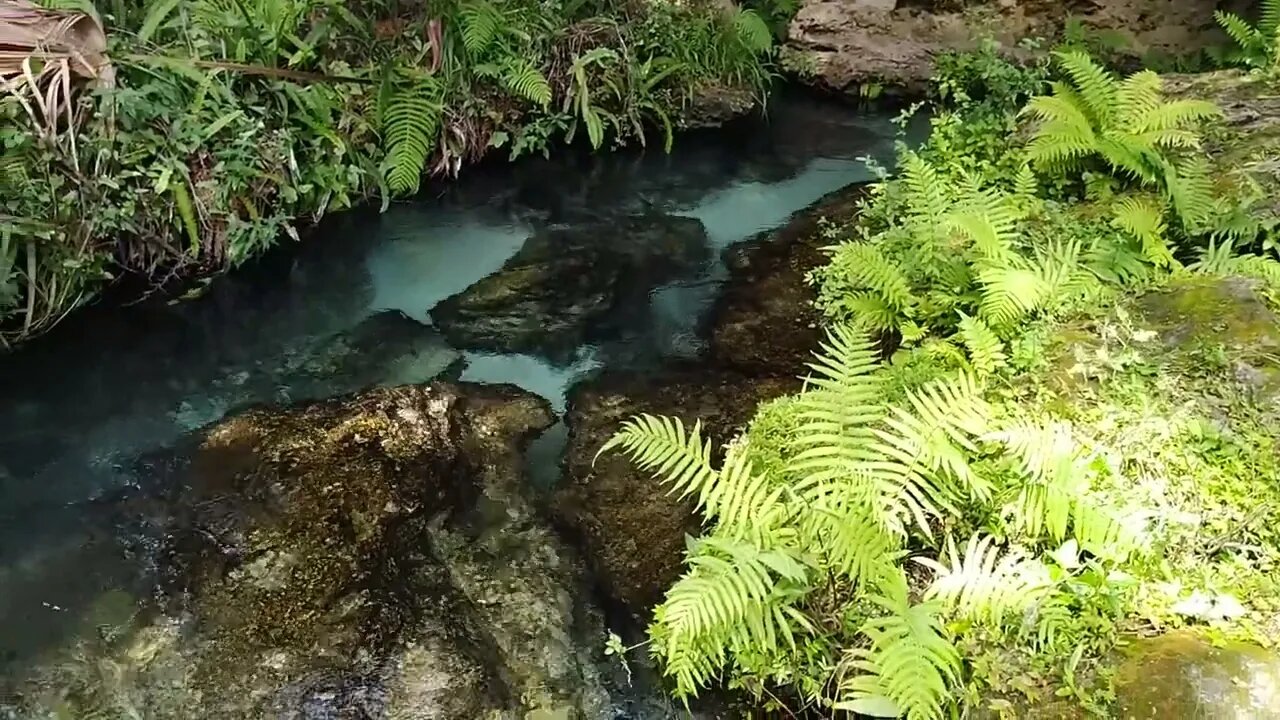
left=10, top=382, right=622, bottom=719
left=1115, top=631, right=1280, bottom=718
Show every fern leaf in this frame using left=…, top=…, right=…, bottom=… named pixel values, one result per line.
left=459, top=0, right=503, bottom=57
left=838, top=570, right=960, bottom=720
left=977, top=264, right=1048, bottom=327
left=915, top=534, right=1053, bottom=626
left=379, top=71, right=443, bottom=196
left=1112, top=195, right=1175, bottom=268
left=1215, top=10, right=1266, bottom=56
left=1052, top=50, right=1116, bottom=125
left=957, top=313, right=1007, bottom=375
left=900, top=151, right=950, bottom=227
left=1164, top=156, right=1215, bottom=229
left=1136, top=99, right=1221, bottom=134
left=867, top=372, right=993, bottom=523
left=732, top=8, right=773, bottom=54
left=1114, top=70, right=1163, bottom=130
left=946, top=190, right=1022, bottom=265
left=597, top=414, right=721, bottom=511
left=830, top=243, right=917, bottom=316
left=501, top=58, right=552, bottom=107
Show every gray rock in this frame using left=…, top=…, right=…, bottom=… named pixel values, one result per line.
left=430, top=214, right=710, bottom=361
left=785, top=0, right=1235, bottom=95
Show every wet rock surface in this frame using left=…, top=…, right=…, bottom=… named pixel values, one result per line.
left=430, top=214, right=711, bottom=360
left=555, top=185, right=865, bottom=614
left=5, top=383, right=619, bottom=719
left=710, top=183, right=867, bottom=376
left=1115, top=631, right=1280, bottom=718
left=785, top=0, right=1236, bottom=95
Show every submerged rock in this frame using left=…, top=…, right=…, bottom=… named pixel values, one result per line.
left=1115, top=631, right=1280, bottom=718
left=7, top=383, right=616, bottom=719
left=430, top=214, right=710, bottom=360
left=785, top=0, right=1231, bottom=95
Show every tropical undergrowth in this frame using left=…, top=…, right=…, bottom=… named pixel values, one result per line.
left=0, top=0, right=775, bottom=346
left=601, top=46, right=1280, bottom=718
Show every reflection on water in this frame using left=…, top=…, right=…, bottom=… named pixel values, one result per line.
left=0, top=94, right=912, bottom=716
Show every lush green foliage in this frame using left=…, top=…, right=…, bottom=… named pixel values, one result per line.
left=1214, top=0, right=1280, bottom=70
left=603, top=46, right=1280, bottom=718
left=1, top=0, right=775, bottom=345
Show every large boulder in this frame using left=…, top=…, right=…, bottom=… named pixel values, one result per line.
left=6, top=383, right=616, bottom=719
left=1115, top=631, right=1280, bottom=718
left=430, top=214, right=710, bottom=361
left=785, top=0, right=1237, bottom=95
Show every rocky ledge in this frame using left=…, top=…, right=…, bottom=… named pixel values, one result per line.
left=785, top=0, right=1233, bottom=95
left=8, top=382, right=624, bottom=719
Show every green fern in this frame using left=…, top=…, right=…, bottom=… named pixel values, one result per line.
left=378, top=70, right=443, bottom=196
left=459, top=0, right=503, bottom=57
left=501, top=59, right=552, bottom=107
left=957, top=312, right=1007, bottom=375
left=1112, top=195, right=1173, bottom=268
left=1024, top=51, right=1220, bottom=225
left=837, top=570, right=961, bottom=720
left=731, top=8, right=774, bottom=55
left=1214, top=0, right=1280, bottom=68
left=916, top=534, right=1053, bottom=626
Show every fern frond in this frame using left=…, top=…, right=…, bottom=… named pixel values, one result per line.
left=1263, top=0, right=1280, bottom=35
left=459, top=0, right=503, bottom=57
left=868, top=372, right=993, bottom=521
left=831, top=243, right=917, bottom=315
left=900, top=151, right=950, bottom=227
left=655, top=537, right=804, bottom=695
left=792, top=325, right=885, bottom=479
left=597, top=414, right=718, bottom=510
left=732, top=8, right=773, bottom=54
left=946, top=190, right=1021, bottom=266
left=1114, top=70, right=1163, bottom=130
left=838, top=570, right=961, bottom=720
left=501, top=58, right=552, bottom=107
left=1135, top=99, right=1221, bottom=134
left=1216, top=10, right=1266, bottom=55
left=1164, top=156, right=1215, bottom=229
left=976, top=264, right=1049, bottom=327
left=915, top=534, right=1053, bottom=626
left=379, top=71, right=443, bottom=195
left=1052, top=50, right=1116, bottom=124
left=957, top=313, right=1007, bottom=375
left=1112, top=195, right=1175, bottom=268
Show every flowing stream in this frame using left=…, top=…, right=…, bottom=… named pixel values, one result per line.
left=0, top=95, right=907, bottom=716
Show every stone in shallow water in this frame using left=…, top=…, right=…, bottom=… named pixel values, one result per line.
left=1115, top=631, right=1280, bottom=719
left=4, top=382, right=619, bottom=719
left=430, top=213, right=710, bottom=361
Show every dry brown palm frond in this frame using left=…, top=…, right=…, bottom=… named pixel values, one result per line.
left=0, top=0, right=113, bottom=167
